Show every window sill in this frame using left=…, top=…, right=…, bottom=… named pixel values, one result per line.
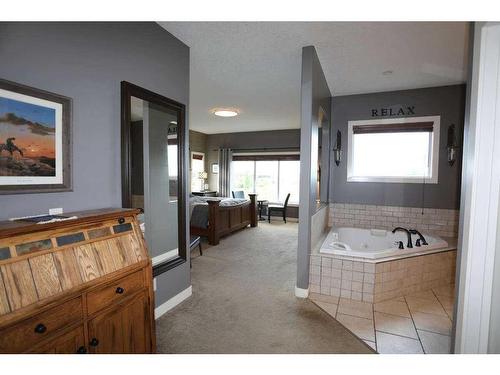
left=347, top=176, right=438, bottom=184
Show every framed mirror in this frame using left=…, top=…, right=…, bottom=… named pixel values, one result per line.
left=121, top=81, right=186, bottom=276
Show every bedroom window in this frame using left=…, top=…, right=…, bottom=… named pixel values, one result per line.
left=347, top=116, right=440, bottom=183
left=231, top=160, right=255, bottom=196
left=231, top=155, right=300, bottom=204
left=190, top=151, right=205, bottom=191
left=255, top=161, right=279, bottom=202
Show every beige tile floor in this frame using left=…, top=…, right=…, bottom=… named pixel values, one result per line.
left=310, top=283, right=455, bottom=354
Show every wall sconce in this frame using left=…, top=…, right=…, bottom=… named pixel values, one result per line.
left=333, top=130, right=342, bottom=166
left=447, top=124, right=459, bottom=166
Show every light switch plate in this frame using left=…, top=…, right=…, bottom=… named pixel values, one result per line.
left=49, top=207, right=63, bottom=215
left=153, top=278, right=157, bottom=291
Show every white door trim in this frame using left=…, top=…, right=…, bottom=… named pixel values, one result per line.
left=455, top=22, right=500, bottom=354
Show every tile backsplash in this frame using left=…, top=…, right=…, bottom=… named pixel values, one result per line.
left=311, top=204, right=329, bottom=249
left=328, top=203, right=459, bottom=238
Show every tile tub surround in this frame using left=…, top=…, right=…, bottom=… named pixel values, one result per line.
left=310, top=283, right=456, bottom=354
left=309, top=250, right=456, bottom=303
left=311, top=204, right=329, bottom=249
left=328, top=203, right=459, bottom=238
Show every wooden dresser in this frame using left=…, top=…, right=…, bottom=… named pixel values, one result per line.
left=0, top=208, right=156, bottom=354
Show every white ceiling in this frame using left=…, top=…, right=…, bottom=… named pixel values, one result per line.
left=159, top=22, right=469, bottom=134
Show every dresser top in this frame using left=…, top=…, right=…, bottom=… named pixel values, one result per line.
left=0, top=208, right=139, bottom=239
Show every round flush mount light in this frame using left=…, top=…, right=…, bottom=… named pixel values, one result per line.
left=212, top=108, right=239, bottom=117
left=382, top=70, right=394, bottom=76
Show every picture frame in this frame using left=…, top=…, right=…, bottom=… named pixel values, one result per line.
left=211, top=163, right=219, bottom=174
left=0, top=78, right=72, bottom=194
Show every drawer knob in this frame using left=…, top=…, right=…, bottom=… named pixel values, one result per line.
left=89, top=338, right=99, bottom=347
left=118, top=217, right=125, bottom=224
left=76, top=346, right=87, bottom=354
left=34, top=323, right=47, bottom=334
left=116, top=287, right=125, bottom=294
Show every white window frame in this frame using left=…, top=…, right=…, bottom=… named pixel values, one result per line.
left=190, top=151, right=205, bottom=192
left=346, top=115, right=440, bottom=184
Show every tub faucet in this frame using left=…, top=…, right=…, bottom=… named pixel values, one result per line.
left=392, top=227, right=413, bottom=248
left=409, top=229, right=428, bottom=245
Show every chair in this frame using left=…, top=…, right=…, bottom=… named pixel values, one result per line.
left=268, top=193, right=291, bottom=223
left=232, top=190, right=245, bottom=199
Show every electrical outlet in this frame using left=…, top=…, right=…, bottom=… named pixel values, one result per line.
left=49, top=207, right=63, bottom=215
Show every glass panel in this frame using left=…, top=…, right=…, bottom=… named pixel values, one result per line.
left=231, top=160, right=255, bottom=197
left=113, top=223, right=133, bottom=234
left=144, top=101, right=179, bottom=258
left=16, top=239, right=52, bottom=256
left=279, top=160, right=300, bottom=204
left=352, top=132, right=431, bottom=178
left=0, top=247, right=11, bottom=261
left=56, top=232, right=85, bottom=246
left=130, top=96, right=145, bottom=210
left=88, top=227, right=112, bottom=239
left=255, top=160, right=279, bottom=202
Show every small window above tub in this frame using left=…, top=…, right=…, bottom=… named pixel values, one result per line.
left=347, top=116, right=440, bottom=184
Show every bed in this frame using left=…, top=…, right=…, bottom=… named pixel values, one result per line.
left=190, top=194, right=257, bottom=245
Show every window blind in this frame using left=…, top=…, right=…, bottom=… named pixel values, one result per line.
left=232, top=154, right=299, bottom=161
left=353, top=121, right=434, bottom=134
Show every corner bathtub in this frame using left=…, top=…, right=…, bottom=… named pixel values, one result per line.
left=319, top=227, right=449, bottom=260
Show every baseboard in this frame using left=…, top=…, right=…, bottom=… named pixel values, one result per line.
left=154, top=285, right=192, bottom=319
left=295, top=286, right=309, bottom=298
left=267, top=216, right=299, bottom=223
left=151, top=249, right=178, bottom=266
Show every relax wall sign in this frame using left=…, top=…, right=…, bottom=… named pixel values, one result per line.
left=371, top=105, right=416, bottom=117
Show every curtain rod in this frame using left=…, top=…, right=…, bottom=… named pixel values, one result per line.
left=211, top=146, right=300, bottom=152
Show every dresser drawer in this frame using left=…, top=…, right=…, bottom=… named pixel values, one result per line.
left=87, top=270, right=145, bottom=315
left=0, top=297, right=83, bottom=353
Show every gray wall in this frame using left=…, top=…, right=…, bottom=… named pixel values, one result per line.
left=205, top=129, right=300, bottom=191
left=329, top=85, right=466, bottom=209
left=0, top=22, right=191, bottom=306
left=297, top=46, right=331, bottom=291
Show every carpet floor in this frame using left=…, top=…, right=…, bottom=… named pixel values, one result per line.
left=156, top=221, right=373, bottom=353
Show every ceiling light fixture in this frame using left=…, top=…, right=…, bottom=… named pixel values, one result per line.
left=169, top=121, right=177, bottom=125
left=212, top=108, right=239, bottom=117
left=382, top=70, right=393, bottom=76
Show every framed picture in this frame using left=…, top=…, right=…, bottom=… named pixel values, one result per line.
left=211, top=163, right=219, bottom=174
left=0, top=79, right=71, bottom=194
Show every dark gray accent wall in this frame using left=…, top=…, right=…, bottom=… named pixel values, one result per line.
left=297, top=46, right=331, bottom=291
left=0, top=22, right=190, bottom=307
left=206, top=129, right=301, bottom=150
left=329, top=85, right=466, bottom=209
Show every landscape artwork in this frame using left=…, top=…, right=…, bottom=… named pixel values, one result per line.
left=0, top=79, right=71, bottom=193
left=0, top=97, right=57, bottom=176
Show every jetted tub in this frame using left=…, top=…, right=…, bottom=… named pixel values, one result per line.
left=320, top=227, right=449, bottom=260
